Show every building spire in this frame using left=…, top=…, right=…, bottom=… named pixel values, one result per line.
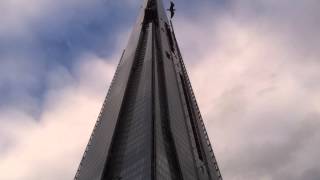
left=75, top=0, right=222, bottom=179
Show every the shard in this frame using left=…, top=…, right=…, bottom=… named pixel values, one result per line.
left=75, top=0, right=222, bottom=179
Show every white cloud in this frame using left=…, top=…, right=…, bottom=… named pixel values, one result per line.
left=174, top=2, right=320, bottom=179
left=0, top=55, right=116, bottom=180
left=0, top=0, right=133, bottom=175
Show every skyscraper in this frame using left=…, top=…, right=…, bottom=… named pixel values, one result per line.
left=75, top=0, right=222, bottom=179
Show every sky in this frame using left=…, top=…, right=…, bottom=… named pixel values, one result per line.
left=0, top=0, right=320, bottom=179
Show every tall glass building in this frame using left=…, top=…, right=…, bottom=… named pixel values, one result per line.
left=75, top=0, right=222, bottom=179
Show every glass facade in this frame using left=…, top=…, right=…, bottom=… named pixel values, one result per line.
left=75, top=0, right=222, bottom=180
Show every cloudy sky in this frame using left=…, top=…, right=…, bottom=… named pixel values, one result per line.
left=1, top=0, right=320, bottom=179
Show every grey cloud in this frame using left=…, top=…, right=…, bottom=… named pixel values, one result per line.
left=0, top=55, right=116, bottom=180
left=0, top=0, right=126, bottom=179
left=174, top=0, right=320, bottom=179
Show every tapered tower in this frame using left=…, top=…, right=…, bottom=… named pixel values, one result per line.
left=75, top=0, right=222, bottom=179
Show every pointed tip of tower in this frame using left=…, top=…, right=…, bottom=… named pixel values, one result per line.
left=142, top=0, right=173, bottom=24
left=144, top=2, right=157, bottom=23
